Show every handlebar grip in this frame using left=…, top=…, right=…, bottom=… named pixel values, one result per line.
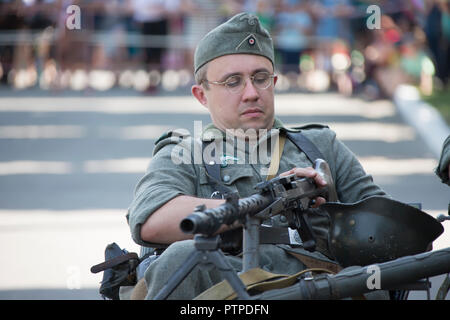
left=314, top=159, right=338, bottom=202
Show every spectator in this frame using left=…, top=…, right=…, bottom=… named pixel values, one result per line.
left=180, top=0, right=222, bottom=73
left=90, top=0, right=135, bottom=70
left=273, top=0, right=313, bottom=73
left=0, top=1, right=27, bottom=84
left=131, top=0, right=173, bottom=71
left=312, top=0, right=354, bottom=46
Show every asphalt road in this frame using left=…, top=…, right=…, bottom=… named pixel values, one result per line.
left=0, top=90, right=448, bottom=300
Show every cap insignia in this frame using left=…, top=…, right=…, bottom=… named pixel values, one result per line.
left=239, top=14, right=259, bottom=26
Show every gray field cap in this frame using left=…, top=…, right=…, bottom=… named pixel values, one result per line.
left=194, top=12, right=275, bottom=74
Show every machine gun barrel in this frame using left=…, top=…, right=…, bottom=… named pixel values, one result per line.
left=180, top=193, right=272, bottom=235
left=252, top=247, right=450, bottom=300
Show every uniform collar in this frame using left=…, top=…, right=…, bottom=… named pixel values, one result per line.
left=201, top=117, right=300, bottom=141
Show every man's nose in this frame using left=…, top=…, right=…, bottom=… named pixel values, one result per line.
left=241, top=78, right=259, bottom=101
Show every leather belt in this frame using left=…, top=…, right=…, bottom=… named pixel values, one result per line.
left=259, top=225, right=299, bottom=245
left=259, top=225, right=334, bottom=262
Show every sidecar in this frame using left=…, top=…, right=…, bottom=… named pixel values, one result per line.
left=319, top=196, right=448, bottom=300
left=92, top=196, right=450, bottom=300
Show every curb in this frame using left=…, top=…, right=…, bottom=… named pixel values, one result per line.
left=393, top=85, right=450, bottom=159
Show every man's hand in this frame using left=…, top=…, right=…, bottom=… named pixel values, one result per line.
left=140, top=195, right=225, bottom=244
left=280, top=167, right=328, bottom=207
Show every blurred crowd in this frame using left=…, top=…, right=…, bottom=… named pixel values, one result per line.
left=0, top=0, right=449, bottom=98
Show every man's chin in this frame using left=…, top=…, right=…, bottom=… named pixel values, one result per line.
left=239, top=117, right=273, bottom=131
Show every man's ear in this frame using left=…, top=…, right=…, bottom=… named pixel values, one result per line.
left=191, top=84, right=208, bottom=108
left=273, top=74, right=278, bottom=87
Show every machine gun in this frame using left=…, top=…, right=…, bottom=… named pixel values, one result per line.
left=154, top=159, right=450, bottom=300
left=180, top=158, right=337, bottom=271
left=154, top=159, right=335, bottom=299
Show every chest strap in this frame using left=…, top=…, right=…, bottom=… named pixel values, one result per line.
left=201, top=131, right=324, bottom=198
left=285, top=131, right=324, bottom=164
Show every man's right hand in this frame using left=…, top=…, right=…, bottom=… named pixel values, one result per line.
left=279, top=167, right=328, bottom=207
left=140, top=195, right=225, bottom=244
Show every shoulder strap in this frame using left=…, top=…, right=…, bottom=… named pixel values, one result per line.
left=202, top=131, right=324, bottom=196
left=266, top=133, right=286, bottom=181
left=285, top=131, right=324, bottom=164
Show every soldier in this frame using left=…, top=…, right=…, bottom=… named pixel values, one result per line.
left=436, top=135, right=450, bottom=185
left=127, top=12, right=388, bottom=300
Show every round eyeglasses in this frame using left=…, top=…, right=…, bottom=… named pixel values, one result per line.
left=202, top=72, right=276, bottom=94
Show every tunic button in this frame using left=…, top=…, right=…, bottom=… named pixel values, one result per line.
left=223, top=175, right=231, bottom=182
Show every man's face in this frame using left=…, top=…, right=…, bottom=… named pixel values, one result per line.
left=192, top=54, right=277, bottom=132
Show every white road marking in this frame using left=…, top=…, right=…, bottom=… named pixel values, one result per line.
left=0, top=94, right=395, bottom=118
left=359, top=157, right=438, bottom=175
left=0, top=161, right=73, bottom=175
left=0, top=125, right=86, bottom=139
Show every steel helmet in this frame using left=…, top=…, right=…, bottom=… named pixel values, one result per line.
left=320, top=196, right=444, bottom=267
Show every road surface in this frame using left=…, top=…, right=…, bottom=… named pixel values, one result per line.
left=0, top=91, right=448, bottom=300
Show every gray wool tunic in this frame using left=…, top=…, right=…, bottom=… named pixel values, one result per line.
left=126, top=118, right=388, bottom=299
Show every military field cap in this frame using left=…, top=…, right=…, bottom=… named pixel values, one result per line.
left=194, top=12, right=274, bottom=74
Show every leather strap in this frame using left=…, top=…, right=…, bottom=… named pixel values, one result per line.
left=195, top=267, right=334, bottom=300
left=201, top=131, right=322, bottom=197
left=285, top=131, right=324, bottom=163
left=285, top=251, right=342, bottom=274
left=90, top=252, right=139, bottom=274
left=131, top=278, right=148, bottom=300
